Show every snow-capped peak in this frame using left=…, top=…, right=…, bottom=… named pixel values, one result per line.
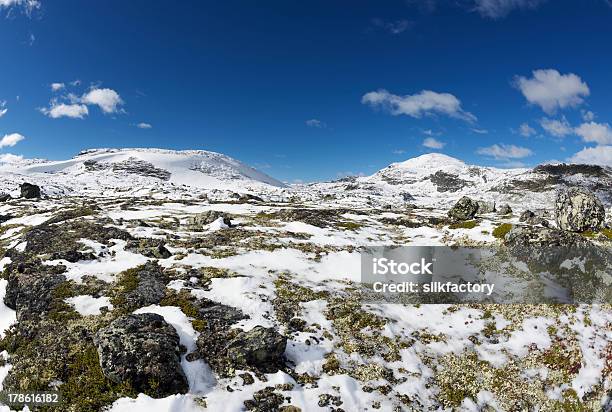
left=391, top=153, right=466, bottom=170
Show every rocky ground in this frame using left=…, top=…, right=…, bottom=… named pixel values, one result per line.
left=0, top=184, right=610, bottom=411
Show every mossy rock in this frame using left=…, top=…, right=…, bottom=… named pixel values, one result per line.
left=448, top=220, right=479, bottom=229
left=492, top=223, right=513, bottom=239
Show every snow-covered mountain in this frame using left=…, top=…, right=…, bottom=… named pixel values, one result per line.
left=299, top=153, right=612, bottom=209
left=0, top=148, right=286, bottom=198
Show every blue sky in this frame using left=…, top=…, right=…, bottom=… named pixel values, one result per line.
left=1, top=0, right=612, bottom=182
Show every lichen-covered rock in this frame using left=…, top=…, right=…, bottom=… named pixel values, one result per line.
left=93, top=313, right=188, bottom=397
left=0, top=192, right=11, bottom=202
left=497, top=204, right=512, bottom=215
left=519, top=209, right=548, bottom=226
left=447, top=196, right=479, bottom=220
left=112, top=262, right=168, bottom=311
left=476, top=200, right=496, bottom=214
left=20, top=182, right=41, bottom=199
left=186, top=211, right=232, bottom=229
left=197, top=325, right=286, bottom=377
left=555, top=187, right=605, bottom=232
left=4, top=268, right=66, bottom=321
left=125, top=238, right=172, bottom=259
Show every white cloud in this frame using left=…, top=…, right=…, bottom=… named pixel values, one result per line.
left=518, top=122, right=536, bottom=137
left=477, top=143, right=533, bottom=159
left=0, top=100, right=7, bottom=118
left=305, top=119, right=326, bottom=128
left=513, top=69, right=589, bottom=114
left=371, top=18, right=412, bottom=34
left=574, top=121, right=612, bottom=145
left=0, top=0, right=40, bottom=13
left=0, top=153, right=24, bottom=163
left=81, top=88, right=124, bottom=114
left=40, top=102, right=89, bottom=119
left=581, top=110, right=595, bottom=122
left=569, top=145, right=612, bottom=166
left=422, top=137, right=446, bottom=149
left=392, top=149, right=406, bottom=154
left=362, top=89, right=476, bottom=122
left=474, top=0, right=547, bottom=19
left=51, top=82, right=65, bottom=91
left=471, top=128, right=488, bottom=134
left=136, top=122, right=152, bottom=129
left=539, top=116, right=572, bottom=137
left=0, top=133, right=25, bottom=148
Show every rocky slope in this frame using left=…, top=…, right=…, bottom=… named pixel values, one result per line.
left=0, top=151, right=610, bottom=411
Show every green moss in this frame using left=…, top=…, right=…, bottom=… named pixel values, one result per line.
left=110, top=266, right=141, bottom=309
left=600, top=228, right=612, bottom=239
left=448, top=220, right=478, bottom=229
left=160, top=290, right=208, bottom=332
left=61, top=344, right=136, bottom=412
left=492, top=223, right=513, bottom=239
left=335, top=221, right=363, bottom=231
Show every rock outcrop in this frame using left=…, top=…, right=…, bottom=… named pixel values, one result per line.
left=555, top=187, right=605, bottom=232
left=93, top=313, right=188, bottom=397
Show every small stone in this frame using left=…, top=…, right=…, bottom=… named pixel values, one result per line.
left=497, top=204, right=512, bottom=215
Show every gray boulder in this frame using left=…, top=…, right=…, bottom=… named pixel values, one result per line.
left=0, top=193, right=11, bottom=202
left=519, top=210, right=548, bottom=226
left=448, top=196, right=479, bottom=220
left=93, top=313, right=188, bottom=397
left=555, top=187, right=605, bottom=232
left=497, top=204, right=512, bottom=215
left=117, top=262, right=168, bottom=311
left=20, top=183, right=41, bottom=199
left=476, top=201, right=496, bottom=214
left=186, top=211, right=232, bottom=229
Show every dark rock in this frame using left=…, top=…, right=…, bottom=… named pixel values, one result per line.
left=429, top=171, right=471, bottom=193
left=50, top=250, right=97, bottom=263
left=93, top=313, right=188, bottom=397
left=447, top=196, right=479, bottom=220
left=243, top=387, right=285, bottom=412
left=497, top=204, right=512, bottom=215
left=118, top=262, right=168, bottom=310
left=239, top=193, right=264, bottom=203
left=519, top=210, right=535, bottom=222
left=85, top=158, right=171, bottom=180
left=126, top=238, right=172, bottom=259
left=555, top=187, right=605, bottom=232
left=197, top=325, right=286, bottom=377
left=0, top=193, right=11, bottom=202
left=20, top=183, right=41, bottom=199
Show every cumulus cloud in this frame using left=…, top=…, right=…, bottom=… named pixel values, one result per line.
left=0, top=153, right=24, bottom=163
left=371, top=18, right=412, bottom=34
left=513, top=69, right=589, bottom=114
left=362, top=89, right=476, bottom=122
left=574, top=121, right=612, bottom=145
left=474, top=0, right=547, bottom=19
left=51, top=82, right=65, bottom=91
left=539, top=116, right=572, bottom=138
left=422, top=137, right=446, bottom=149
left=518, top=122, right=536, bottom=137
left=477, top=143, right=533, bottom=159
left=0, top=133, right=25, bottom=148
left=569, top=145, right=612, bottom=167
left=136, top=122, right=152, bottom=129
left=40, top=102, right=89, bottom=119
left=305, top=119, right=326, bottom=128
left=81, top=88, right=124, bottom=114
